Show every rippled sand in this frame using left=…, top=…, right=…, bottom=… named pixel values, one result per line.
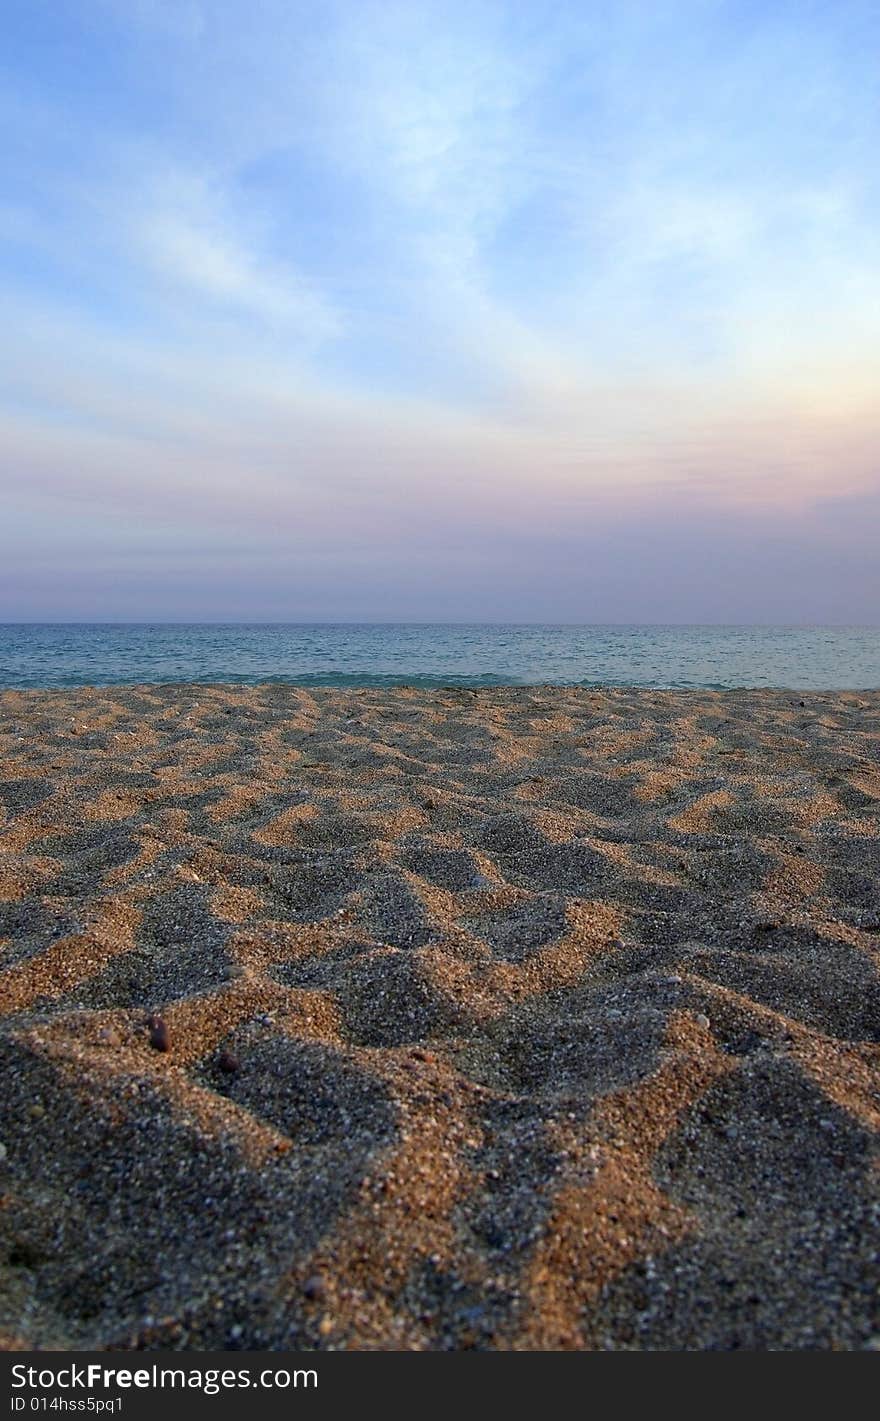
left=0, top=685, right=878, bottom=1350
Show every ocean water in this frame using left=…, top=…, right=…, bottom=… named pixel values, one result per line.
left=0, top=623, right=878, bottom=690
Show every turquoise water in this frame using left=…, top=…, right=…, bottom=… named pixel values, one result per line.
left=0, top=624, right=878, bottom=689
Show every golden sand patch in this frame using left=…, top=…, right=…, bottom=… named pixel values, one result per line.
left=668, top=788, right=736, bottom=833
left=252, top=802, right=319, bottom=846
left=0, top=854, right=61, bottom=902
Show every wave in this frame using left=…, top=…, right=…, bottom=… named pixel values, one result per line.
left=2, top=668, right=742, bottom=690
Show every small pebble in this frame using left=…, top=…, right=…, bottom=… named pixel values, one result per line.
left=148, top=1014, right=170, bottom=1052
left=303, top=1275, right=326, bottom=1301
left=0, top=1141, right=7, bottom=1163
left=29, top=1104, right=45, bottom=1120
left=695, top=1013, right=710, bottom=1030
left=218, top=1049, right=240, bottom=1075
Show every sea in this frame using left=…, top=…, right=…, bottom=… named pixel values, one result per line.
left=0, top=623, right=878, bottom=690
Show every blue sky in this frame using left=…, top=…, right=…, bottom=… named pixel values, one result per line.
left=2, top=0, right=879, bottom=621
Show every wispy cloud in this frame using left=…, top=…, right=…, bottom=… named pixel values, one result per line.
left=142, top=191, right=341, bottom=347
left=1, top=0, right=879, bottom=619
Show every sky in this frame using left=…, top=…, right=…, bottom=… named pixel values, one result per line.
left=1, top=0, right=879, bottom=623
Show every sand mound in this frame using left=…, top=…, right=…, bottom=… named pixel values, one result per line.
left=0, top=685, right=878, bottom=1350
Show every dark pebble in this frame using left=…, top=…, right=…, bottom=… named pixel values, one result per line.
left=218, top=1049, right=240, bottom=1075
left=148, top=1014, right=170, bottom=1052
left=303, top=1276, right=325, bottom=1301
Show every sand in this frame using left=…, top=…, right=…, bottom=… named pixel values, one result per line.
left=0, top=683, right=878, bottom=1351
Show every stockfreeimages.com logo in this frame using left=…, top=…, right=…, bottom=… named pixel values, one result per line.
left=11, top=1364, right=317, bottom=1402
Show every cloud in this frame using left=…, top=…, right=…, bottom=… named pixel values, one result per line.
left=136, top=173, right=342, bottom=341
left=1, top=0, right=879, bottom=619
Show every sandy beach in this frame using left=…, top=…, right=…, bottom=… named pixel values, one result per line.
left=0, top=683, right=878, bottom=1351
